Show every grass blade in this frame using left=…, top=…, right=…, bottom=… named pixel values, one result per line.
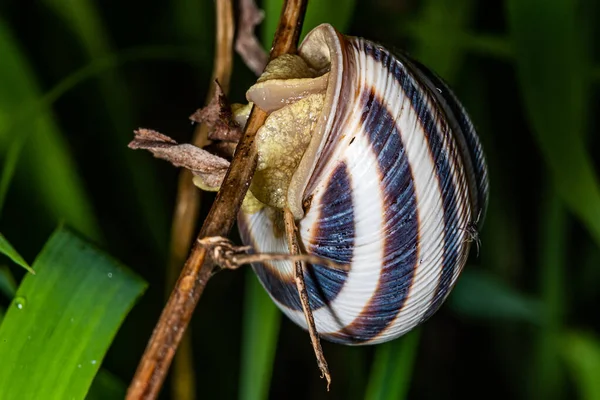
left=0, top=133, right=26, bottom=213
left=0, top=19, right=99, bottom=240
left=364, top=330, right=420, bottom=400
left=172, top=0, right=213, bottom=47
left=42, top=0, right=169, bottom=251
left=531, top=192, right=566, bottom=399
left=86, top=369, right=126, bottom=400
left=450, top=270, right=542, bottom=324
left=408, top=0, right=476, bottom=83
left=262, top=0, right=356, bottom=46
left=238, top=271, right=281, bottom=400
left=0, top=232, right=34, bottom=274
left=0, top=43, right=203, bottom=221
left=506, top=0, right=600, bottom=246
left=0, top=226, right=147, bottom=400
left=0, top=266, right=15, bottom=323
left=562, top=331, right=600, bottom=400
left=0, top=265, right=17, bottom=299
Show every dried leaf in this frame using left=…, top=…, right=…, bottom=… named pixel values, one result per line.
left=128, top=129, right=229, bottom=190
left=236, top=0, right=269, bottom=76
left=128, top=129, right=177, bottom=146
left=189, top=82, right=243, bottom=142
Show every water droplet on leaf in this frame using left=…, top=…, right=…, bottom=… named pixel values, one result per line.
left=14, top=297, right=26, bottom=310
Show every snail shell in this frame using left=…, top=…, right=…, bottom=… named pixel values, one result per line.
left=237, top=24, right=489, bottom=345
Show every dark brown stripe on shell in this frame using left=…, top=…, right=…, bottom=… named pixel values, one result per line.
left=238, top=163, right=353, bottom=314
left=400, top=55, right=489, bottom=226
left=328, top=88, right=419, bottom=344
left=362, top=40, right=472, bottom=328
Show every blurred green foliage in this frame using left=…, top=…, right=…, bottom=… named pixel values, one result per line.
left=0, top=0, right=598, bottom=399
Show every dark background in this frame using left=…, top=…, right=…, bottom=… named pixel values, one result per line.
left=1, top=0, right=599, bottom=399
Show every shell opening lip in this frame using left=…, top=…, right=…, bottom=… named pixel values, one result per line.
left=285, top=23, right=345, bottom=220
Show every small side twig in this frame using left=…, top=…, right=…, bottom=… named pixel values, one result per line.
left=197, top=236, right=350, bottom=272
left=126, top=1, right=309, bottom=399
left=284, top=208, right=332, bottom=389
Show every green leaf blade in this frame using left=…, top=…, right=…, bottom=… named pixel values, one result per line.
left=0, top=227, right=147, bottom=400
left=238, top=271, right=281, bottom=400
left=506, top=0, right=600, bottom=246
left=364, top=330, right=421, bottom=400
left=40, top=0, right=169, bottom=252
left=0, top=266, right=18, bottom=299
left=408, top=0, right=476, bottom=83
left=562, top=331, right=600, bottom=400
left=450, top=270, right=542, bottom=324
left=0, top=19, right=99, bottom=240
left=86, top=369, right=127, bottom=400
left=0, top=233, right=34, bottom=274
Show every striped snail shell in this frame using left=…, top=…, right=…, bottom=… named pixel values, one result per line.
left=236, top=24, right=489, bottom=345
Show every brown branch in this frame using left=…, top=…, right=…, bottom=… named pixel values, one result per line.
left=126, top=1, right=309, bottom=399
left=165, top=1, right=235, bottom=399
left=283, top=208, right=331, bottom=389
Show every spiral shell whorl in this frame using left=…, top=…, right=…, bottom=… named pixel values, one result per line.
left=238, top=24, right=489, bottom=345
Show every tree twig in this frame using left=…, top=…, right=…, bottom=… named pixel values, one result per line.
left=126, top=1, right=309, bottom=398
left=283, top=208, right=331, bottom=389
left=196, top=235, right=350, bottom=272
left=165, top=1, right=234, bottom=400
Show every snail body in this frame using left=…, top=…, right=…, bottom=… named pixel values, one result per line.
left=237, top=24, right=488, bottom=345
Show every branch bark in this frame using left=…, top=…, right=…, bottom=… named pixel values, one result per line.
left=126, top=1, right=309, bottom=399
left=165, top=1, right=234, bottom=400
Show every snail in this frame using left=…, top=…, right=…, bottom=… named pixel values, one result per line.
left=234, top=23, right=489, bottom=345
left=132, top=22, right=489, bottom=346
